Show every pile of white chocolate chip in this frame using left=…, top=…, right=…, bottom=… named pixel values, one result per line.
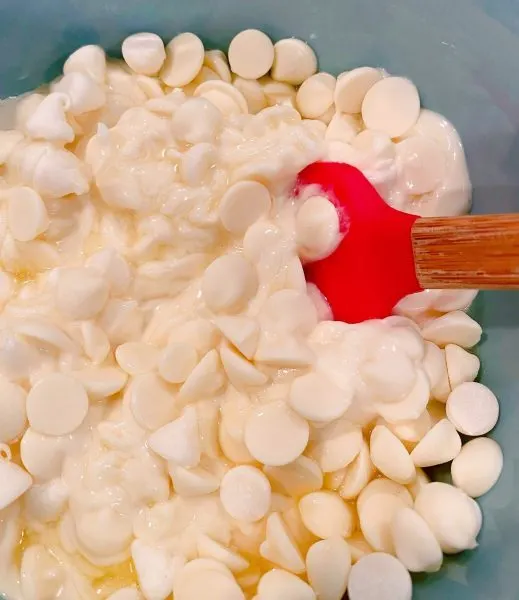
left=0, top=28, right=503, bottom=600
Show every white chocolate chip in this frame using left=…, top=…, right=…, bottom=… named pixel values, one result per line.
left=202, top=255, right=258, bottom=313
left=391, top=507, right=443, bottom=573
left=220, top=465, right=271, bottom=522
left=136, top=73, right=168, bottom=97
left=55, top=267, right=109, bottom=320
left=20, top=428, right=67, bottom=481
left=261, top=79, right=297, bottom=108
left=204, top=50, right=232, bottom=82
left=421, top=311, right=482, bottom=348
left=148, top=406, right=200, bottom=467
left=296, top=73, right=336, bottom=119
left=306, top=537, right=351, bottom=600
left=369, top=425, right=415, bottom=484
left=218, top=389, right=253, bottom=464
left=15, top=94, right=44, bottom=131
left=359, top=490, right=410, bottom=554
left=446, top=381, right=499, bottom=436
left=383, top=411, right=432, bottom=444
left=179, top=349, right=225, bottom=402
left=213, top=316, right=259, bottom=360
left=334, top=67, right=383, bottom=114
left=169, top=463, right=221, bottom=497
left=270, top=38, right=317, bottom=85
left=116, top=342, right=159, bottom=375
left=175, top=567, right=245, bottom=600
left=100, top=299, right=144, bottom=346
left=168, top=319, right=220, bottom=356
left=445, top=344, right=480, bottom=389
left=187, top=81, right=244, bottom=119
left=451, top=437, right=503, bottom=497
left=219, top=180, right=271, bottom=235
left=161, top=32, right=204, bottom=87
left=232, top=76, right=268, bottom=114
left=306, top=282, right=332, bottom=320
left=73, top=366, right=128, bottom=398
left=339, top=437, right=375, bottom=500
left=295, top=194, right=341, bottom=261
left=432, top=290, right=478, bottom=313
left=357, top=478, right=413, bottom=513
left=53, top=71, right=106, bottom=115
left=0, top=379, right=27, bottom=443
left=130, top=373, right=177, bottom=431
left=13, top=317, right=77, bottom=355
left=414, top=482, right=482, bottom=553
left=410, top=419, right=461, bottom=467
left=26, top=373, right=88, bottom=436
left=260, top=512, right=305, bottom=573
left=422, top=341, right=450, bottom=401
left=131, top=539, right=181, bottom=600
left=197, top=534, right=248, bottom=573
left=159, top=342, right=198, bottom=384
left=374, top=369, right=430, bottom=424
left=362, top=77, right=420, bottom=138
left=310, top=419, right=363, bottom=473
left=220, top=344, right=268, bottom=388
left=263, top=456, right=323, bottom=498
left=64, top=45, right=106, bottom=83
left=257, top=569, right=316, bottom=600
left=18, top=143, right=90, bottom=198
left=348, top=552, right=412, bottom=600
left=122, top=33, right=166, bottom=75
left=25, top=93, right=75, bottom=143
left=299, top=491, right=355, bottom=539
left=244, top=400, right=309, bottom=466
left=228, top=30, right=274, bottom=79
left=289, top=372, right=352, bottom=423
left=0, top=460, right=32, bottom=510
left=0, top=328, right=41, bottom=382
left=194, top=80, right=248, bottom=115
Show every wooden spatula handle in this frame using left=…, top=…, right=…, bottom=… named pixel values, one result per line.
left=412, top=213, right=519, bottom=289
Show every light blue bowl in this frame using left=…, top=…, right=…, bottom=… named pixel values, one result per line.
left=1, top=0, right=519, bottom=598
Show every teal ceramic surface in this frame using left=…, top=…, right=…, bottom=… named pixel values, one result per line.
left=1, top=0, right=519, bottom=597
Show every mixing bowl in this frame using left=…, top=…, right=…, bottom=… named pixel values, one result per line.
left=1, top=0, right=519, bottom=598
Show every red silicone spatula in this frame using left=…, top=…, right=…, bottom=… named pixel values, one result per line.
left=295, top=161, right=519, bottom=323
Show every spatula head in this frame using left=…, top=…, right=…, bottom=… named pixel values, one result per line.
left=295, top=162, right=422, bottom=323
